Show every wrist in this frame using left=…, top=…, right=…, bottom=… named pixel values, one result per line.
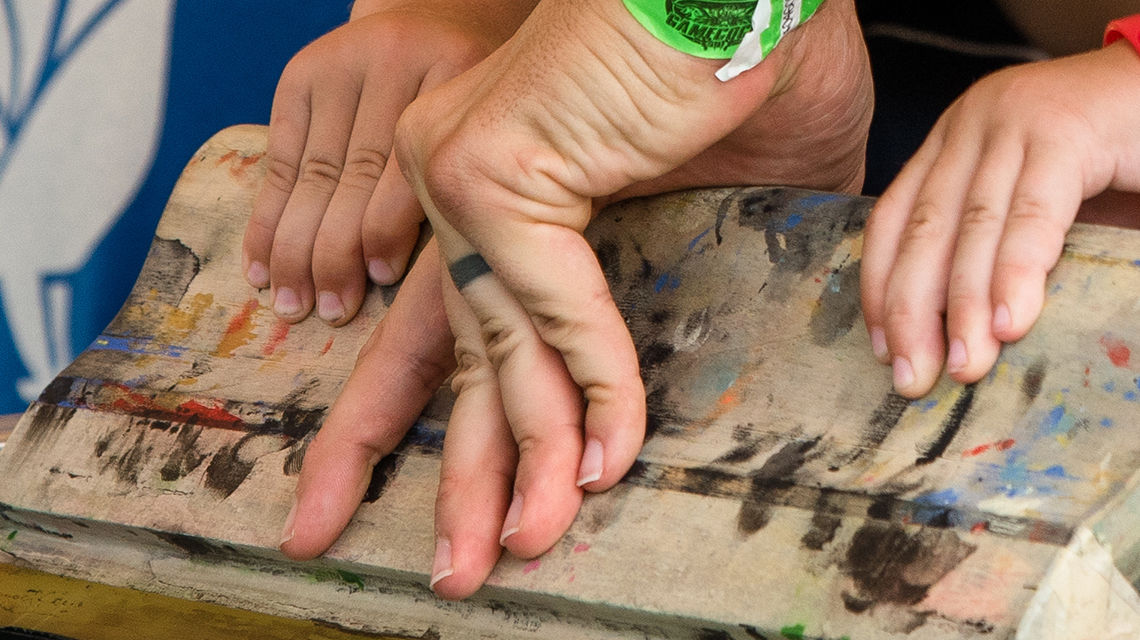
left=1104, top=14, right=1140, bottom=56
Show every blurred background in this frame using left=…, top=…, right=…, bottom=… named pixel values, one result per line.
left=0, top=0, right=1133, bottom=415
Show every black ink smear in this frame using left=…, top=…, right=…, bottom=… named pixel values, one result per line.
left=596, top=238, right=622, bottom=287
left=644, top=386, right=683, bottom=441
left=1022, top=358, right=1047, bottom=404
left=808, top=260, right=862, bottom=346
left=203, top=433, right=288, bottom=498
left=801, top=493, right=843, bottom=551
left=737, top=438, right=819, bottom=535
left=697, top=629, right=733, bottom=640
left=283, top=440, right=307, bottom=476
left=106, top=237, right=201, bottom=336
left=362, top=452, right=404, bottom=504
left=841, top=521, right=975, bottom=615
left=158, top=423, right=207, bottom=482
left=915, top=384, right=976, bottom=465
left=829, top=392, right=909, bottom=470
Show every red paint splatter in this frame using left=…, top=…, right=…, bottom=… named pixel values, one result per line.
left=321, top=336, right=334, bottom=356
left=1101, top=335, right=1132, bottom=368
left=262, top=320, right=290, bottom=356
left=215, top=150, right=264, bottom=178
left=962, top=439, right=1015, bottom=458
left=523, top=559, right=541, bottom=574
left=178, top=399, right=242, bottom=426
left=573, top=543, right=590, bottom=553
left=971, top=522, right=988, bottom=534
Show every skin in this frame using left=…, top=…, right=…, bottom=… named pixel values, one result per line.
left=242, top=0, right=538, bottom=325
left=861, top=39, right=1140, bottom=399
left=264, top=0, right=873, bottom=600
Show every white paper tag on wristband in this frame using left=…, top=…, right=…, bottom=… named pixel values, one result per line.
left=716, top=0, right=813, bottom=81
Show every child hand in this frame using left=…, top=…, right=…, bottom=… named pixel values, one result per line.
left=861, top=40, right=1140, bottom=398
left=241, top=2, right=531, bottom=325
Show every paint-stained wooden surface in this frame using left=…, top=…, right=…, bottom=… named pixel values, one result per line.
left=3, top=125, right=1140, bottom=639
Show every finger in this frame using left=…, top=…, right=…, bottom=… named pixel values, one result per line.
left=281, top=242, right=455, bottom=560
left=267, top=66, right=361, bottom=321
left=443, top=246, right=588, bottom=559
left=243, top=62, right=315, bottom=290
left=943, top=136, right=1023, bottom=384
left=442, top=216, right=645, bottom=493
left=861, top=126, right=946, bottom=365
left=990, top=141, right=1083, bottom=343
left=881, top=118, right=982, bottom=397
left=430, top=275, right=518, bottom=600
left=311, top=69, right=424, bottom=325
left=361, top=154, right=425, bottom=286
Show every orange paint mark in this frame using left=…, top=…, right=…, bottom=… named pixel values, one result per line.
left=996, top=439, right=1015, bottom=451
left=215, top=299, right=260, bottom=358
left=263, top=320, right=291, bottom=356
left=320, top=335, right=334, bottom=356
left=971, top=521, right=988, bottom=534
left=216, top=149, right=264, bottom=178
left=216, top=150, right=237, bottom=165
left=1101, top=335, right=1132, bottom=368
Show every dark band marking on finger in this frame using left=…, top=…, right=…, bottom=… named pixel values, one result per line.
left=448, top=253, right=493, bottom=289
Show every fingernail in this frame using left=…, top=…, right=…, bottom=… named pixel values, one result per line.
left=279, top=501, right=297, bottom=548
left=368, top=259, right=396, bottom=285
left=576, top=439, right=604, bottom=487
left=247, top=261, right=269, bottom=289
left=274, top=287, right=302, bottom=316
left=870, top=327, right=889, bottom=362
left=500, top=494, right=523, bottom=545
left=993, top=304, right=1012, bottom=334
left=947, top=338, right=968, bottom=373
left=317, top=292, right=345, bottom=323
left=429, top=538, right=454, bottom=590
left=893, top=356, right=915, bottom=390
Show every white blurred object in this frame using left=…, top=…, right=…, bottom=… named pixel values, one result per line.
left=0, top=0, right=174, bottom=401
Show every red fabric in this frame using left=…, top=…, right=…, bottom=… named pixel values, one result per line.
left=1104, top=14, right=1140, bottom=54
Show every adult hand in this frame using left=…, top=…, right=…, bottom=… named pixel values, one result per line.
left=282, top=0, right=872, bottom=601
left=861, top=40, right=1140, bottom=398
left=387, top=0, right=871, bottom=598
left=242, top=0, right=534, bottom=326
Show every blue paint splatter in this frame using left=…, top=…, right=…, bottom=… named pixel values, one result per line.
left=1125, top=391, right=1138, bottom=402
left=89, top=335, right=187, bottom=358
left=1102, top=417, right=1114, bottom=428
left=688, top=227, right=712, bottom=251
left=1104, top=381, right=1117, bottom=393
left=1132, top=259, right=1140, bottom=268
left=799, top=193, right=842, bottom=208
left=655, top=273, right=681, bottom=293
left=1043, top=465, right=1067, bottom=478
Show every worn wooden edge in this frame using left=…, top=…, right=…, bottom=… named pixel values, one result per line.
left=0, top=563, right=412, bottom=640
left=0, top=414, right=20, bottom=447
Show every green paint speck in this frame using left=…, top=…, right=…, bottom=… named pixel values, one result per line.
left=780, top=624, right=805, bottom=640
left=336, top=569, right=365, bottom=591
left=311, top=568, right=365, bottom=591
left=6, top=530, right=15, bottom=540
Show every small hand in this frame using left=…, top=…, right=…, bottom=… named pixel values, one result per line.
left=861, top=41, right=1140, bottom=397
left=241, top=4, right=528, bottom=325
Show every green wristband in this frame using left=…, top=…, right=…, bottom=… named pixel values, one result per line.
left=621, top=0, right=822, bottom=70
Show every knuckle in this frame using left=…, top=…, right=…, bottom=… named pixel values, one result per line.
left=899, top=201, right=952, bottom=247
left=449, top=343, right=492, bottom=395
left=479, top=317, right=526, bottom=372
left=262, top=154, right=300, bottom=193
left=340, top=147, right=390, bottom=189
left=959, top=201, right=1005, bottom=231
left=297, top=155, right=345, bottom=193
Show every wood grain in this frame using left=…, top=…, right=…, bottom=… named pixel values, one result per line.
left=3, top=125, right=1140, bottom=639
